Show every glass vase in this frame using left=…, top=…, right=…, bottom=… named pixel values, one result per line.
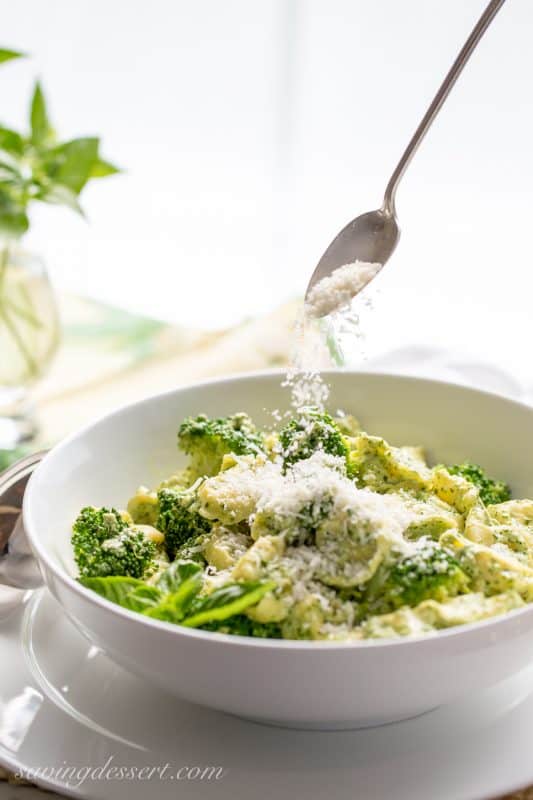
left=0, top=242, right=60, bottom=449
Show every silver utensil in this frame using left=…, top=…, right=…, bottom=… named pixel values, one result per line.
left=0, top=451, right=46, bottom=590
left=305, top=0, right=507, bottom=309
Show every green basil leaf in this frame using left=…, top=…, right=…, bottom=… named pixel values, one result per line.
left=90, top=157, right=121, bottom=178
left=0, top=127, right=24, bottom=155
left=0, top=48, right=25, bottom=66
left=182, top=581, right=276, bottom=628
left=30, top=81, right=54, bottom=146
left=38, top=182, right=84, bottom=215
left=126, top=583, right=164, bottom=612
left=144, top=572, right=203, bottom=623
left=49, top=137, right=99, bottom=193
left=156, top=559, right=202, bottom=594
left=79, top=576, right=162, bottom=612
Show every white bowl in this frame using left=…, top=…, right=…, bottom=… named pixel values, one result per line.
left=22, top=371, right=533, bottom=729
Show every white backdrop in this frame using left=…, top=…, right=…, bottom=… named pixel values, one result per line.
left=1, top=1, right=532, bottom=379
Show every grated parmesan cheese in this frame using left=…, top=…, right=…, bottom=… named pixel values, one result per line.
left=305, top=260, right=381, bottom=320
left=282, top=368, right=330, bottom=412
left=200, top=450, right=415, bottom=573
left=255, top=452, right=411, bottom=545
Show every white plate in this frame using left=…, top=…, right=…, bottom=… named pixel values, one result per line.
left=22, top=372, right=533, bottom=728
left=1, top=589, right=533, bottom=800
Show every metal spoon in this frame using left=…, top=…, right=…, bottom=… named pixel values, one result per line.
left=305, top=0, right=507, bottom=310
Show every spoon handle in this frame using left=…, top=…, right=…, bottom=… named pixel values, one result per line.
left=382, top=0, right=506, bottom=216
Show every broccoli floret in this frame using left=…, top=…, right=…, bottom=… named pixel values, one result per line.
left=279, top=407, right=349, bottom=470
left=73, top=506, right=126, bottom=543
left=178, top=412, right=264, bottom=478
left=446, top=462, right=510, bottom=506
left=174, top=532, right=209, bottom=565
left=157, top=487, right=211, bottom=560
left=72, top=507, right=157, bottom=579
left=364, top=539, right=469, bottom=615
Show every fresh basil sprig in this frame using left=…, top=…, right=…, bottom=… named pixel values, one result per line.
left=181, top=582, right=277, bottom=628
left=80, top=560, right=276, bottom=630
left=0, top=50, right=119, bottom=238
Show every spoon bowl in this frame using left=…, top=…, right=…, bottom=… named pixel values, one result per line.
left=305, top=208, right=398, bottom=300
